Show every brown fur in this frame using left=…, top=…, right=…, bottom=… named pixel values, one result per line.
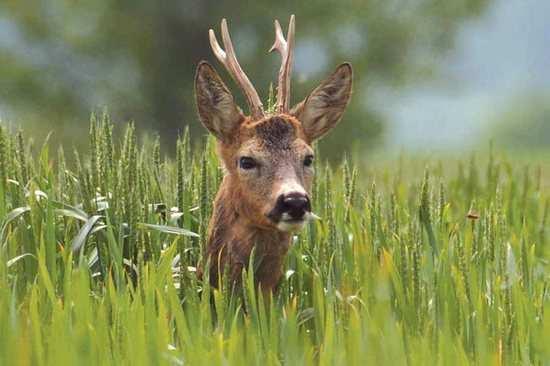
left=204, top=116, right=305, bottom=291
left=195, top=61, right=353, bottom=292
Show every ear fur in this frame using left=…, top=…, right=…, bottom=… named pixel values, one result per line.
left=291, top=63, right=353, bottom=141
left=195, top=61, right=244, bottom=142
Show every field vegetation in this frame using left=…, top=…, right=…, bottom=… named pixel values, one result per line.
left=0, top=114, right=549, bottom=365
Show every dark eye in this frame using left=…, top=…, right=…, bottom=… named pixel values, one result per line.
left=239, top=156, right=257, bottom=170
left=304, top=155, right=314, bottom=167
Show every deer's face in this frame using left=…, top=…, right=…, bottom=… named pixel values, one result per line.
left=195, top=62, right=352, bottom=232
left=229, top=115, right=314, bottom=231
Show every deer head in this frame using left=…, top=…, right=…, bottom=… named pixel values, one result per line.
left=195, top=16, right=352, bottom=233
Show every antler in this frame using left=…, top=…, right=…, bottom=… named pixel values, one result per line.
left=209, top=19, right=265, bottom=119
left=269, top=15, right=295, bottom=113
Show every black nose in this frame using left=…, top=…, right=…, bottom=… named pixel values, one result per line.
left=280, top=192, right=311, bottom=220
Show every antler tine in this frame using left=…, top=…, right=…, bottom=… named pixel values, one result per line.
left=209, top=19, right=264, bottom=119
left=270, top=14, right=295, bottom=113
left=208, top=28, right=226, bottom=61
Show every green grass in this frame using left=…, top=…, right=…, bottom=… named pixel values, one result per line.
left=0, top=114, right=549, bottom=365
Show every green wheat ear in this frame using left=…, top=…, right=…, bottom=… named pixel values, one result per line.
left=266, top=83, right=277, bottom=114
left=0, top=125, right=7, bottom=193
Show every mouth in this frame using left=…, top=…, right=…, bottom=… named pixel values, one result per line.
left=276, top=218, right=306, bottom=232
left=280, top=213, right=305, bottom=223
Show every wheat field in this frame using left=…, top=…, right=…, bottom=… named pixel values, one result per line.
left=0, top=114, right=549, bottom=365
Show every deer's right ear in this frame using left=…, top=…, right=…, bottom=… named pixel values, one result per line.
left=195, top=61, right=244, bottom=142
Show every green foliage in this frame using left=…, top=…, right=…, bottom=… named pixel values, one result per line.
left=0, top=0, right=492, bottom=155
left=488, top=91, right=550, bottom=151
left=1, top=116, right=550, bottom=365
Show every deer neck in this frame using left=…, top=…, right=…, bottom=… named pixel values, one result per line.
left=205, top=176, right=292, bottom=290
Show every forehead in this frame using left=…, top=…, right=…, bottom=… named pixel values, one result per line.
left=242, top=115, right=304, bottom=151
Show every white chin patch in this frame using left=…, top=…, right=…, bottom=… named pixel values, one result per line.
left=277, top=220, right=306, bottom=232
left=276, top=212, right=311, bottom=232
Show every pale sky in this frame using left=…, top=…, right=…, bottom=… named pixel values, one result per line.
left=373, top=0, right=550, bottom=151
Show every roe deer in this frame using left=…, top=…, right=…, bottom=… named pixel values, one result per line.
left=195, top=15, right=352, bottom=292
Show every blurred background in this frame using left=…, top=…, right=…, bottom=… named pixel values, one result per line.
left=0, top=0, right=548, bottom=158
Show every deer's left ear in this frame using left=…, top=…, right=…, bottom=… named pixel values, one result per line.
left=291, top=63, right=353, bottom=142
